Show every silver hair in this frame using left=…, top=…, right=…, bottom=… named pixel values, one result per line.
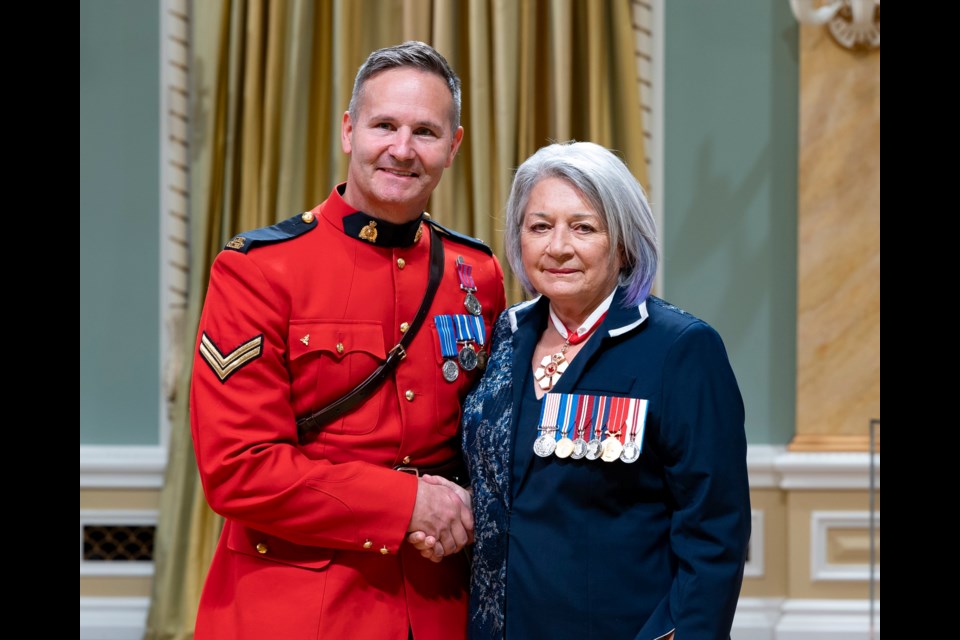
left=504, top=141, right=659, bottom=306
left=348, top=41, right=462, bottom=131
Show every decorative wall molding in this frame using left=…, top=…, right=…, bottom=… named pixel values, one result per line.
left=159, top=0, right=190, bottom=455
left=788, top=0, right=881, bottom=51
left=744, top=509, right=766, bottom=578
left=747, top=446, right=879, bottom=491
left=630, top=0, right=664, bottom=296
left=77, top=445, right=880, bottom=492
left=777, top=599, right=880, bottom=639
left=79, top=446, right=167, bottom=488
left=732, top=598, right=880, bottom=639
left=777, top=452, right=880, bottom=490
left=732, top=597, right=785, bottom=640
left=80, top=597, right=150, bottom=640
left=789, top=433, right=879, bottom=453
left=811, top=511, right=879, bottom=582
left=80, top=509, right=159, bottom=576
left=747, top=445, right=783, bottom=488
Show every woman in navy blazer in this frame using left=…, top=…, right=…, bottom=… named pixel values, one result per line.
left=413, top=141, right=750, bottom=639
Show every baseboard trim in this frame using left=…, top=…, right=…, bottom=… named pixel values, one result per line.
left=733, top=597, right=785, bottom=640
left=79, top=597, right=150, bottom=640
left=79, top=596, right=878, bottom=640
left=777, top=599, right=880, bottom=639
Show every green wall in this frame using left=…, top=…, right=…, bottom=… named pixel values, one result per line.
left=80, top=0, right=160, bottom=445
left=663, top=2, right=798, bottom=444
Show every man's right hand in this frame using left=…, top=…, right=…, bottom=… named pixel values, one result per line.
left=407, top=474, right=473, bottom=561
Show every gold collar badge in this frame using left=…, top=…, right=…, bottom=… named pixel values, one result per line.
left=359, top=221, right=378, bottom=243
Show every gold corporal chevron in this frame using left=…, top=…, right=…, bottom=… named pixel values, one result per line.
left=199, top=332, right=264, bottom=382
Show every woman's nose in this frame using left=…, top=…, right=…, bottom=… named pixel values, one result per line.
left=545, top=227, right=573, bottom=258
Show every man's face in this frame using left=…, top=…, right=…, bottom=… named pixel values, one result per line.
left=341, top=68, right=464, bottom=223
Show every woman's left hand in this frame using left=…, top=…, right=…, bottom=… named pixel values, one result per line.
left=407, top=530, right=445, bottom=562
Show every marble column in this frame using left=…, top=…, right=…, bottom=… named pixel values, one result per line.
left=793, top=24, right=880, bottom=452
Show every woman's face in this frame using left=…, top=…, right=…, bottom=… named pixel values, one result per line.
left=520, top=177, right=621, bottom=316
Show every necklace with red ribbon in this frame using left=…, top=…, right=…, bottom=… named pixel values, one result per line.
left=534, top=306, right=607, bottom=392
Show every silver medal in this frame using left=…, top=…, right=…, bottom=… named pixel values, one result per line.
left=464, top=292, right=482, bottom=316
left=442, top=359, right=459, bottom=382
left=620, top=440, right=640, bottom=463
left=585, top=438, right=603, bottom=460
left=571, top=438, right=588, bottom=459
left=458, top=344, right=478, bottom=370
left=534, top=432, right=558, bottom=457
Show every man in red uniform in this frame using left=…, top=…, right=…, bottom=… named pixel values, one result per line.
left=190, top=41, right=506, bottom=640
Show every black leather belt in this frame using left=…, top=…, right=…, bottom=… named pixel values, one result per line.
left=394, top=457, right=469, bottom=487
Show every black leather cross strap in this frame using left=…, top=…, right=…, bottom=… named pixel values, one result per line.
left=296, top=223, right=445, bottom=444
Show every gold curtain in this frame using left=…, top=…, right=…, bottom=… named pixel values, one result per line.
left=146, top=1, right=646, bottom=638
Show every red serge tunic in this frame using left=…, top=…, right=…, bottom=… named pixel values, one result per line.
left=190, top=184, right=506, bottom=640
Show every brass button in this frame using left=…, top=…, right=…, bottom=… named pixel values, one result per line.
left=397, top=258, right=406, bottom=269
left=380, top=546, right=390, bottom=555
left=256, top=542, right=268, bottom=555
left=363, top=539, right=373, bottom=549
left=405, top=390, right=415, bottom=401
left=301, top=211, right=315, bottom=223
left=400, top=322, right=410, bottom=333
left=336, top=342, right=344, bottom=354
left=402, top=456, right=412, bottom=465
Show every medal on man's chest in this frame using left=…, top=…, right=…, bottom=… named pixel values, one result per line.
left=434, top=315, right=460, bottom=382
left=456, top=256, right=483, bottom=316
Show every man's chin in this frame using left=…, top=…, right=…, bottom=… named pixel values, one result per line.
left=367, top=190, right=431, bottom=220
left=373, top=180, right=432, bottom=203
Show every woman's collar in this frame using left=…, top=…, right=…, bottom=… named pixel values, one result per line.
left=509, top=288, right=649, bottom=336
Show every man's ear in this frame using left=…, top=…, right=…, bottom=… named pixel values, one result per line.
left=341, top=111, right=354, bottom=154
left=445, top=126, right=464, bottom=168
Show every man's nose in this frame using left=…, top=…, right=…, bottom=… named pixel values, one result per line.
left=389, top=128, right=415, bottom=161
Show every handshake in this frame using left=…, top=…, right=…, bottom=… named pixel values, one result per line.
left=406, top=474, right=474, bottom=563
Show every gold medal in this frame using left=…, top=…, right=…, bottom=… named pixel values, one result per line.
left=600, top=436, right=623, bottom=462
left=555, top=437, right=575, bottom=458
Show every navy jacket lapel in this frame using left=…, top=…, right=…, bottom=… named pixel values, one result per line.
left=508, top=297, right=546, bottom=484
left=548, top=287, right=648, bottom=393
